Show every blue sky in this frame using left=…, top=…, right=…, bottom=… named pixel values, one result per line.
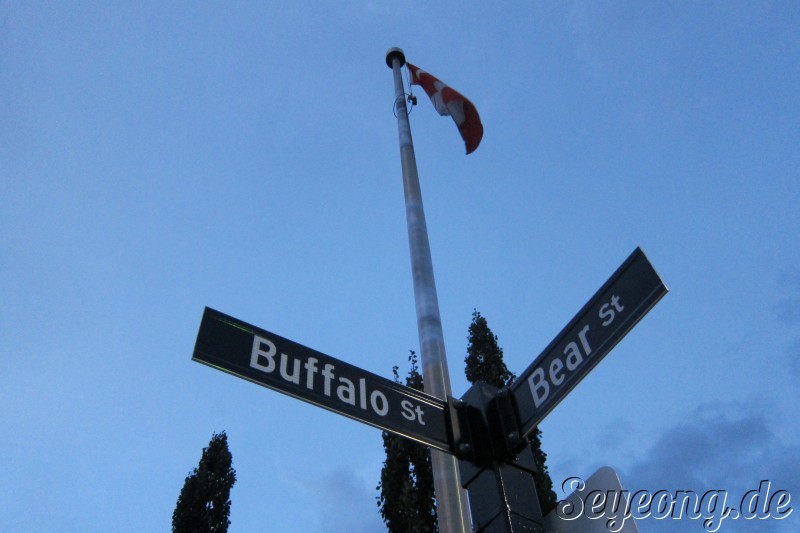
left=2, top=2, right=798, bottom=532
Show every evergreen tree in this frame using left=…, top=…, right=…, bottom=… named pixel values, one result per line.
left=376, top=352, right=438, bottom=532
left=173, top=431, right=237, bottom=533
left=465, top=310, right=557, bottom=515
left=465, top=310, right=514, bottom=387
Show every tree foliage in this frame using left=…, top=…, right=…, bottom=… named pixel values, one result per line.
left=173, top=431, right=237, bottom=533
left=376, top=352, right=438, bottom=532
left=465, top=310, right=515, bottom=388
left=465, top=310, right=558, bottom=515
left=377, top=311, right=559, bottom=531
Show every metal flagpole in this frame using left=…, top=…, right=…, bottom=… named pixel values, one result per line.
left=385, top=47, right=471, bottom=533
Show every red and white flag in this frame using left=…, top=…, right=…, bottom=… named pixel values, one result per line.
left=407, top=62, right=483, bottom=155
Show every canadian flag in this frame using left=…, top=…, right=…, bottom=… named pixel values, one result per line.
left=407, top=62, right=483, bottom=155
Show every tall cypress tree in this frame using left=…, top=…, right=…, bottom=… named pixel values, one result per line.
left=173, top=431, right=237, bottom=533
left=376, top=352, right=438, bottom=532
left=378, top=312, right=559, bottom=530
left=465, top=310, right=557, bottom=514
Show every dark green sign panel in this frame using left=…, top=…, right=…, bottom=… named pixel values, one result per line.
left=511, top=248, right=668, bottom=439
left=193, top=308, right=452, bottom=452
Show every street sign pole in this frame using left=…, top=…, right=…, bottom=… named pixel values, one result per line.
left=444, top=248, right=666, bottom=532
left=386, top=47, right=471, bottom=533
left=455, top=382, right=546, bottom=533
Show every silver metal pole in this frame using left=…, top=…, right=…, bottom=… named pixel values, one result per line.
left=385, top=47, right=471, bottom=533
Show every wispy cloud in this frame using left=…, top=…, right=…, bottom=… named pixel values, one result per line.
left=316, top=467, right=385, bottom=533
left=619, top=402, right=799, bottom=530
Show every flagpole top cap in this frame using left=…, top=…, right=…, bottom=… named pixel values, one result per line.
left=385, top=47, right=406, bottom=68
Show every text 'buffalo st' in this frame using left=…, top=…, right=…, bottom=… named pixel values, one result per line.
left=193, top=307, right=452, bottom=452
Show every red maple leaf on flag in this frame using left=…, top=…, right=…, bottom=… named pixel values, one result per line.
left=407, top=62, right=483, bottom=154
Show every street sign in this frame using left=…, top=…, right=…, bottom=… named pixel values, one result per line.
left=193, top=307, right=453, bottom=452
left=511, top=248, right=667, bottom=439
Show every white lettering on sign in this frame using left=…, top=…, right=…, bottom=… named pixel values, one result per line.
left=304, top=358, right=318, bottom=389
left=599, top=294, right=625, bottom=326
left=400, top=399, right=427, bottom=425
left=249, top=335, right=419, bottom=424
left=527, top=295, right=625, bottom=409
left=250, top=337, right=277, bottom=372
